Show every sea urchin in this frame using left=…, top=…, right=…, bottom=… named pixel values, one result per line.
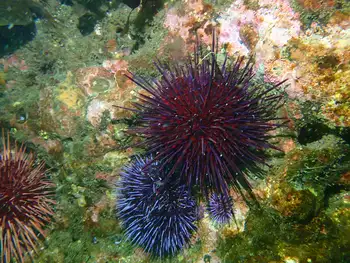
left=124, top=32, right=286, bottom=198
left=0, top=132, right=55, bottom=263
left=116, top=156, right=197, bottom=257
left=208, top=192, right=234, bottom=225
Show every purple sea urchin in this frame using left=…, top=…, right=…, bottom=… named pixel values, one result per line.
left=116, top=156, right=197, bottom=257
left=208, top=193, right=234, bottom=225
left=124, top=32, right=286, bottom=198
left=0, top=132, right=55, bottom=263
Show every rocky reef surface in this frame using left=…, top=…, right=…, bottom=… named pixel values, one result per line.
left=0, top=0, right=349, bottom=262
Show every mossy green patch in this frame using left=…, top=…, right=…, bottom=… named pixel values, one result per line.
left=290, top=0, right=350, bottom=27
left=217, top=205, right=348, bottom=262
left=284, top=135, right=350, bottom=194
left=36, top=164, right=133, bottom=263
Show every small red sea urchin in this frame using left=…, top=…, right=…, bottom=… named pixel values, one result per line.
left=123, top=31, right=286, bottom=199
left=0, top=131, right=55, bottom=263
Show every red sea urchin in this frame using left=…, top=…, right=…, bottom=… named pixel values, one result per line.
left=123, top=32, right=286, bottom=198
left=0, top=132, right=55, bottom=263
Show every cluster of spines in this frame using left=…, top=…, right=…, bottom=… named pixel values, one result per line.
left=116, top=156, right=197, bottom=257
left=116, top=30, right=286, bottom=256
left=123, top=33, right=286, bottom=199
left=207, top=192, right=234, bottom=225
left=0, top=131, right=55, bottom=263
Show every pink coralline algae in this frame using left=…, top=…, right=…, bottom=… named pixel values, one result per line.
left=218, top=0, right=301, bottom=58
left=162, top=0, right=302, bottom=96
left=163, top=0, right=214, bottom=52
left=102, top=59, right=128, bottom=74
left=86, top=99, right=112, bottom=127
left=75, top=60, right=128, bottom=96
left=0, top=54, right=28, bottom=72
left=263, top=59, right=308, bottom=101
left=164, top=7, right=193, bottom=41
left=209, top=0, right=303, bottom=101
left=76, top=59, right=136, bottom=127
left=75, top=67, right=114, bottom=96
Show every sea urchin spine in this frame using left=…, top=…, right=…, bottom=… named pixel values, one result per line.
left=208, top=192, right=234, bottom=225
left=123, top=31, right=286, bottom=198
left=0, top=131, right=55, bottom=263
left=116, top=156, right=197, bottom=257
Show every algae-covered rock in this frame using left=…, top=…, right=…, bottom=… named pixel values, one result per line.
left=283, top=135, right=350, bottom=195
left=217, top=203, right=349, bottom=263
left=217, top=208, right=286, bottom=263
left=0, top=0, right=56, bottom=26
left=270, top=183, right=317, bottom=222
left=36, top=164, right=123, bottom=263
left=326, top=190, right=350, bottom=252
left=217, top=134, right=350, bottom=263
left=0, top=0, right=35, bottom=26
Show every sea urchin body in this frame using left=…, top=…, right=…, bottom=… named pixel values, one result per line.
left=116, top=156, right=197, bottom=257
left=0, top=133, right=55, bottom=263
left=125, top=33, right=286, bottom=198
left=208, top=193, right=234, bottom=225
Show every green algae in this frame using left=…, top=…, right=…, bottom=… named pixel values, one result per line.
left=290, top=0, right=350, bottom=27
left=217, top=134, right=350, bottom=263
left=36, top=165, right=124, bottom=263
left=217, top=205, right=349, bottom=263
left=284, top=135, right=350, bottom=195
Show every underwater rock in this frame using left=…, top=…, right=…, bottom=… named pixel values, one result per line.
left=218, top=0, right=300, bottom=57
left=215, top=133, right=349, bottom=262
left=56, top=72, right=85, bottom=110
left=0, top=54, right=28, bottom=72
left=88, top=195, right=113, bottom=224
left=78, top=13, right=99, bottom=36
left=284, top=135, right=350, bottom=194
left=270, top=182, right=317, bottom=222
left=163, top=0, right=214, bottom=50
left=85, top=129, right=119, bottom=157
left=297, top=0, right=336, bottom=10
left=59, top=0, right=73, bottom=6
left=279, top=138, right=297, bottom=153
left=217, top=201, right=350, bottom=262
left=239, top=23, right=258, bottom=51
left=122, top=0, right=141, bottom=9
left=104, top=39, right=118, bottom=53
left=31, top=137, right=64, bottom=156
left=326, top=190, right=350, bottom=248
left=187, top=215, right=221, bottom=263
left=75, top=66, right=114, bottom=96
left=285, top=23, right=350, bottom=126
left=0, top=72, right=5, bottom=86
left=0, top=0, right=39, bottom=26
left=0, top=23, right=36, bottom=57
left=102, top=59, right=128, bottom=74
left=297, top=121, right=332, bottom=145
left=69, top=61, right=135, bottom=128
left=37, top=72, right=85, bottom=138
left=86, top=99, right=112, bottom=128
left=102, top=150, right=131, bottom=170
left=0, top=0, right=59, bottom=56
